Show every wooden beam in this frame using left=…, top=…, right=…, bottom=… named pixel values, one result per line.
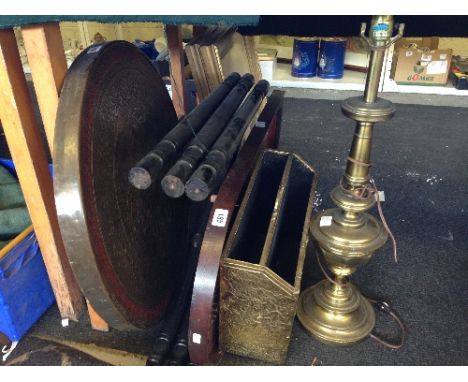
left=86, top=301, right=110, bottom=332
left=166, top=25, right=187, bottom=119
left=22, top=23, right=67, bottom=153
left=22, top=23, right=108, bottom=331
left=192, top=26, right=207, bottom=105
left=0, top=29, right=84, bottom=320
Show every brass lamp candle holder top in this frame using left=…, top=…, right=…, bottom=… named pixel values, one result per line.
left=297, top=16, right=404, bottom=345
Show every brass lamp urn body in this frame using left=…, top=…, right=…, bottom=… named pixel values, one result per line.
left=297, top=16, right=404, bottom=345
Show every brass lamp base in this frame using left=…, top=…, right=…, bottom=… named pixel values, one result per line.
left=297, top=280, right=375, bottom=345
left=297, top=15, right=403, bottom=348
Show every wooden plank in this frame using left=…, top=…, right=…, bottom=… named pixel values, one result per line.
left=22, top=23, right=67, bottom=152
left=22, top=23, right=109, bottom=331
left=86, top=301, right=110, bottom=332
left=0, top=29, right=84, bottom=320
left=166, top=25, right=187, bottom=119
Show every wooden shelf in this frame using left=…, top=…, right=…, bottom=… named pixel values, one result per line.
left=271, top=63, right=367, bottom=91
left=271, top=57, right=468, bottom=97
left=381, top=44, right=468, bottom=97
left=383, top=79, right=468, bottom=96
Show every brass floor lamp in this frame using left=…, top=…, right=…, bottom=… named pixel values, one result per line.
left=297, top=16, right=404, bottom=345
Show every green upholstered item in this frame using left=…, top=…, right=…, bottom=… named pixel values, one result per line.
left=0, top=15, right=260, bottom=29
left=0, top=166, right=31, bottom=241
left=0, top=207, right=31, bottom=241
left=0, top=183, right=26, bottom=209
left=0, top=167, right=25, bottom=209
left=0, top=166, right=15, bottom=184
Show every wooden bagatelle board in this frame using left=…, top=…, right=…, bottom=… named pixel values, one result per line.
left=54, top=41, right=192, bottom=330
left=188, top=91, right=285, bottom=365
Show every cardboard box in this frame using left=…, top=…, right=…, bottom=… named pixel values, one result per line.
left=394, top=37, right=439, bottom=51
left=393, top=47, right=453, bottom=86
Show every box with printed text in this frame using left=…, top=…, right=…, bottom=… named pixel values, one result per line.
left=393, top=47, right=452, bottom=86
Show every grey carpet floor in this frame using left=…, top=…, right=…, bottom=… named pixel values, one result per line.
left=2, top=97, right=468, bottom=366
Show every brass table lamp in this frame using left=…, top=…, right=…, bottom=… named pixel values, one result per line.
left=297, top=16, right=404, bottom=345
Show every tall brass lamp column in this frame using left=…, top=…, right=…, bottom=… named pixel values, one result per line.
left=297, top=16, right=404, bottom=345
